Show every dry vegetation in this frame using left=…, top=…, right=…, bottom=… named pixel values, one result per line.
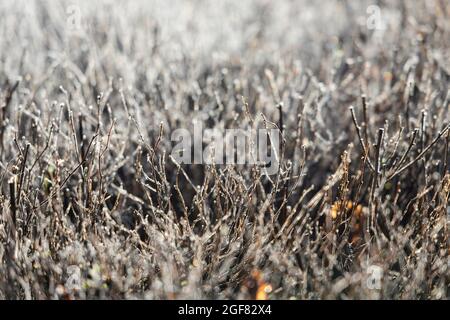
left=0, top=0, right=448, bottom=299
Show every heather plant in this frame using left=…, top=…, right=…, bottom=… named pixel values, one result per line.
left=0, top=0, right=448, bottom=299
